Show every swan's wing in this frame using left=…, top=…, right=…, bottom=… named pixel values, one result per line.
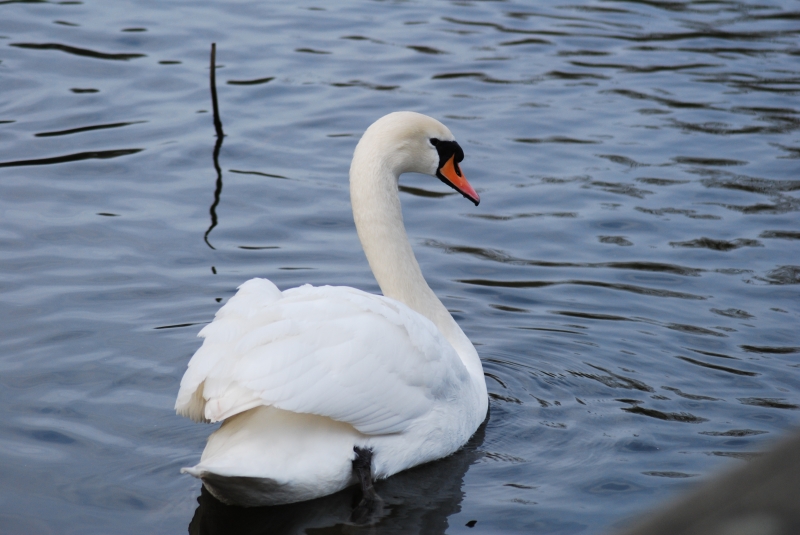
left=175, top=278, right=470, bottom=435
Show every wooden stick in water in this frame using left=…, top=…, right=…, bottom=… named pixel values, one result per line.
left=205, top=43, right=224, bottom=249
left=210, top=43, right=224, bottom=139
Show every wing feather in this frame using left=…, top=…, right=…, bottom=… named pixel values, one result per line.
left=175, top=278, right=469, bottom=435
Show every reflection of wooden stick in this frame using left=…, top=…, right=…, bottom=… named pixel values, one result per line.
left=210, top=43, right=224, bottom=138
left=205, top=43, right=224, bottom=249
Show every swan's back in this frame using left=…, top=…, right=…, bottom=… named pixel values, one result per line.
left=176, top=278, right=473, bottom=433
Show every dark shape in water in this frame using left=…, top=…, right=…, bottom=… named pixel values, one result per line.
left=557, top=49, right=611, bottom=57
left=690, top=348, right=740, bottom=360
left=667, top=324, right=727, bottom=337
left=761, top=265, right=800, bottom=285
left=0, top=148, right=143, bottom=168
left=716, top=197, right=800, bottom=215
left=662, top=386, right=720, bottom=401
left=701, top=174, right=800, bottom=195
left=407, top=45, right=447, bottom=55
left=710, top=308, right=753, bottom=319
left=230, top=169, right=288, bottom=180
left=740, top=345, right=800, bottom=354
left=760, top=230, right=800, bottom=240
left=504, top=483, right=535, bottom=489
left=501, top=37, right=552, bottom=46
left=227, top=77, right=275, bottom=86
left=674, top=156, right=747, bottom=166
left=331, top=80, right=399, bottom=91
left=432, top=71, right=524, bottom=84
left=618, top=400, right=708, bottom=424
left=669, top=237, right=762, bottom=251
left=489, top=392, right=522, bottom=404
left=593, top=180, right=654, bottom=197
left=636, top=207, right=721, bottom=220
left=596, top=154, right=648, bottom=168
left=676, top=356, right=758, bottom=376
left=699, top=429, right=768, bottom=437
left=554, top=310, right=630, bottom=321
left=571, top=365, right=653, bottom=392
left=35, top=121, right=145, bottom=137
left=636, top=177, right=690, bottom=186
left=514, top=136, right=599, bottom=144
left=604, top=88, right=715, bottom=110
left=772, top=142, right=800, bottom=159
left=295, top=48, right=331, bottom=54
left=10, top=42, right=145, bottom=60
left=489, top=304, right=528, bottom=313
left=467, top=211, right=577, bottom=220
left=400, top=185, right=455, bottom=199
left=621, top=26, right=793, bottom=43
left=547, top=70, right=608, bottom=80
left=154, top=322, right=206, bottom=330
left=738, top=398, right=799, bottom=410
left=710, top=451, right=762, bottom=461
left=573, top=61, right=717, bottom=74
left=598, top=235, right=633, bottom=246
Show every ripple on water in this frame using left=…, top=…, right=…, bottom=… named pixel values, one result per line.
left=9, top=42, right=147, bottom=61
left=670, top=237, right=764, bottom=251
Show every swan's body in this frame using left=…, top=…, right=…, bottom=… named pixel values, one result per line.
left=176, top=112, right=488, bottom=507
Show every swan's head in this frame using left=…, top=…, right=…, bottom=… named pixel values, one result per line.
left=353, top=111, right=480, bottom=206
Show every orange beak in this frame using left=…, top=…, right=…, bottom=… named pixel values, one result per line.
left=438, top=155, right=480, bottom=206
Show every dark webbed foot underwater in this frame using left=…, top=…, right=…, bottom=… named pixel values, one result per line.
left=351, top=446, right=385, bottom=524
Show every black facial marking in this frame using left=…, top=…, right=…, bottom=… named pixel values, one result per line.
left=432, top=139, right=464, bottom=178
left=430, top=138, right=476, bottom=205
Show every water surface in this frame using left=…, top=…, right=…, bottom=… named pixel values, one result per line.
left=0, top=1, right=798, bottom=534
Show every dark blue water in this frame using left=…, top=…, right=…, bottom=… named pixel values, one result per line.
left=1, top=1, right=798, bottom=533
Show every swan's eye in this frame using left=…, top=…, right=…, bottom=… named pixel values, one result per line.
left=429, top=138, right=440, bottom=147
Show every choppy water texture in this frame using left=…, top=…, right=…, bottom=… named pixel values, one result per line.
left=1, top=1, right=799, bottom=534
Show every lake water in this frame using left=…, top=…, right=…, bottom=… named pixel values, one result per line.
left=1, top=1, right=798, bottom=533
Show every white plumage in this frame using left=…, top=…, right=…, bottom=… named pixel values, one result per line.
left=176, top=112, right=488, bottom=507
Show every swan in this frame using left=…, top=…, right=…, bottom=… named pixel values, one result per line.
left=175, top=111, right=488, bottom=507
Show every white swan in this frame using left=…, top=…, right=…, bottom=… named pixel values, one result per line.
left=175, top=111, right=488, bottom=507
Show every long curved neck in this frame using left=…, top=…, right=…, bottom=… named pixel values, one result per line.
left=349, top=142, right=479, bottom=370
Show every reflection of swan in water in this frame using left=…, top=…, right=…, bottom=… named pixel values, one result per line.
left=176, top=112, right=488, bottom=507
left=188, top=419, right=487, bottom=535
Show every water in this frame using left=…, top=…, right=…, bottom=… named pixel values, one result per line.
left=0, top=1, right=798, bottom=533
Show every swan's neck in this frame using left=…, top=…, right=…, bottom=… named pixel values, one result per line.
left=349, top=143, right=479, bottom=372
